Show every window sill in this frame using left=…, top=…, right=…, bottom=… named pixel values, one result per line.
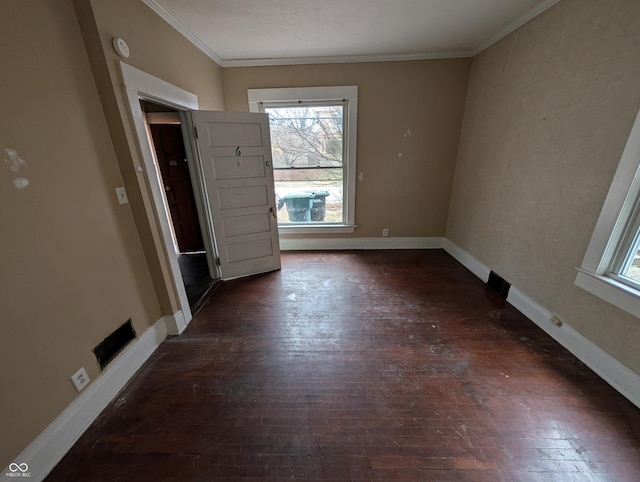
left=574, top=268, right=640, bottom=318
left=278, top=224, right=356, bottom=235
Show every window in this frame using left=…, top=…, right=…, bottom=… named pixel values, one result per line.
left=575, top=107, right=640, bottom=318
left=249, top=86, right=358, bottom=234
left=608, top=197, right=640, bottom=288
left=264, top=104, right=344, bottom=224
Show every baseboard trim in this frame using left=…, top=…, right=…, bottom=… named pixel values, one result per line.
left=442, top=238, right=491, bottom=282
left=8, top=242, right=640, bottom=481
left=280, top=236, right=445, bottom=251
left=444, top=240, right=640, bottom=410
left=164, top=310, right=188, bottom=335
left=507, top=286, right=640, bottom=409
left=2, top=318, right=168, bottom=482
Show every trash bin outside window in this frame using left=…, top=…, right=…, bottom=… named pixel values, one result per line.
left=282, top=193, right=314, bottom=222
left=281, top=190, right=330, bottom=222
left=309, top=190, right=329, bottom=221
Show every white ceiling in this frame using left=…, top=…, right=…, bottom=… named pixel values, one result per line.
left=142, top=0, right=560, bottom=67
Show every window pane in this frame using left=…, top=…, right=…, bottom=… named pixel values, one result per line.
left=265, top=105, right=343, bottom=169
left=619, top=231, right=640, bottom=283
left=274, top=168, right=343, bottom=223
left=625, top=247, right=640, bottom=282
left=265, top=105, right=344, bottom=224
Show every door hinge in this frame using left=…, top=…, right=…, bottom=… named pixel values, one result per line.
left=193, top=126, right=198, bottom=139
left=215, top=257, right=221, bottom=266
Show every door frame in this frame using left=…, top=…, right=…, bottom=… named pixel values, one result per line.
left=119, top=62, right=216, bottom=334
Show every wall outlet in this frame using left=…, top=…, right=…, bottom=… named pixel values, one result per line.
left=115, top=186, right=129, bottom=205
left=550, top=315, right=563, bottom=327
left=382, top=228, right=389, bottom=237
left=71, top=367, right=91, bottom=392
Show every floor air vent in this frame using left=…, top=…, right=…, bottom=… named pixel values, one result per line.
left=93, top=319, right=136, bottom=370
left=487, top=271, right=511, bottom=299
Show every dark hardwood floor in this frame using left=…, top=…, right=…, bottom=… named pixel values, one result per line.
left=46, top=250, right=640, bottom=481
left=178, top=252, right=217, bottom=312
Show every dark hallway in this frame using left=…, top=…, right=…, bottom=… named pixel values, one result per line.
left=178, top=252, right=217, bottom=311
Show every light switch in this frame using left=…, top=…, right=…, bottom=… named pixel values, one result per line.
left=115, top=187, right=129, bottom=205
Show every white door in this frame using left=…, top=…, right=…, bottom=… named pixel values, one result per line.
left=189, top=110, right=281, bottom=280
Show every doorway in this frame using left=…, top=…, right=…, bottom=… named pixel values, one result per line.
left=120, top=62, right=281, bottom=333
left=142, top=100, right=216, bottom=312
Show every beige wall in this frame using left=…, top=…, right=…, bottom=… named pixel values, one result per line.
left=0, top=0, right=225, bottom=469
left=223, top=60, right=471, bottom=238
left=6, top=0, right=640, bottom=473
left=76, top=0, right=226, bottom=314
left=447, top=0, right=640, bottom=372
left=0, top=0, right=158, bottom=467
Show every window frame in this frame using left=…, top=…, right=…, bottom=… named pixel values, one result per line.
left=248, top=86, right=358, bottom=234
left=575, top=107, right=640, bottom=318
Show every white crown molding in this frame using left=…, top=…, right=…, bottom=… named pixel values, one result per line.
left=141, top=0, right=224, bottom=66
left=142, top=0, right=561, bottom=67
left=220, top=51, right=472, bottom=68
left=472, top=0, right=562, bottom=56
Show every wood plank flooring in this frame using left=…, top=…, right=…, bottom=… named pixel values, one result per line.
left=46, top=250, right=640, bottom=481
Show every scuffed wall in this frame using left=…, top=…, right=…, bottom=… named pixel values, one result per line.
left=0, top=0, right=160, bottom=468
left=448, top=0, right=640, bottom=371
left=0, top=0, right=226, bottom=471
left=223, top=60, right=471, bottom=239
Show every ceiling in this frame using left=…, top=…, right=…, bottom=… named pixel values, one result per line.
left=142, top=0, right=560, bottom=67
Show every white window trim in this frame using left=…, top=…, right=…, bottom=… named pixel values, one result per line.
left=575, top=107, right=640, bottom=318
left=248, top=86, right=358, bottom=234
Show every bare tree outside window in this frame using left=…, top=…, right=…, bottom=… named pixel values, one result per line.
left=265, top=104, right=345, bottom=223
left=266, top=105, right=343, bottom=168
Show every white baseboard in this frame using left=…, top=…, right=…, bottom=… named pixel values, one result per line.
left=280, top=236, right=445, bottom=251
left=8, top=241, right=640, bottom=481
left=442, top=238, right=491, bottom=282
left=164, top=310, right=188, bottom=335
left=444, top=240, right=640, bottom=410
left=507, top=286, right=640, bottom=409
left=2, top=318, right=168, bottom=482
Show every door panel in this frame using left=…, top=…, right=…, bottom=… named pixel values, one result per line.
left=222, top=213, right=271, bottom=237
left=191, top=111, right=280, bottom=280
left=207, top=122, right=263, bottom=146
left=213, top=156, right=266, bottom=179
left=217, top=185, right=269, bottom=209
left=226, top=238, right=274, bottom=262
